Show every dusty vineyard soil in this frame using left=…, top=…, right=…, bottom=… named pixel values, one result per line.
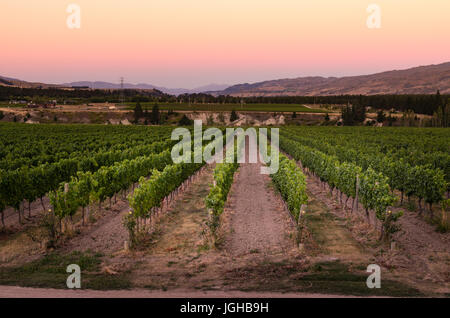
left=105, top=160, right=305, bottom=294
left=0, top=198, right=130, bottom=267
left=390, top=207, right=450, bottom=292
left=223, top=134, right=296, bottom=256
left=302, top=167, right=450, bottom=295
left=102, top=153, right=304, bottom=293
left=1, top=196, right=51, bottom=229
left=272, top=144, right=449, bottom=295
left=0, top=285, right=363, bottom=298
left=224, top=161, right=296, bottom=256
left=61, top=200, right=129, bottom=255
left=303, top=186, right=374, bottom=263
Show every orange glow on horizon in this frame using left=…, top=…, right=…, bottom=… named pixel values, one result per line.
left=0, top=0, right=449, bottom=88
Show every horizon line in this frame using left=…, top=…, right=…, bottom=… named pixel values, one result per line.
left=2, top=60, right=449, bottom=90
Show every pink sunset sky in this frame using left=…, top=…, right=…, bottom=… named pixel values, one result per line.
left=0, top=0, right=449, bottom=88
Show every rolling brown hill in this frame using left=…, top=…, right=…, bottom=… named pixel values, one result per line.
left=0, top=76, right=229, bottom=95
left=0, top=75, right=62, bottom=89
left=2, top=62, right=449, bottom=96
left=218, top=62, right=450, bottom=96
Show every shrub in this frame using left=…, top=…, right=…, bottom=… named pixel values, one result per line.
left=178, top=114, right=193, bottom=126
left=230, top=110, right=239, bottom=122
left=207, top=115, right=214, bottom=126
left=377, top=110, right=386, bottom=123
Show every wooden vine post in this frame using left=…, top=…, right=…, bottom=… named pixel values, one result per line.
left=352, top=175, right=360, bottom=214
left=297, top=204, right=307, bottom=250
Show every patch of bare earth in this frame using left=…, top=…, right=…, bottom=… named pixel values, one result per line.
left=302, top=166, right=450, bottom=295
left=304, top=185, right=374, bottom=263
left=0, top=230, right=44, bottom=267
left=61, top=200, right=129, bottom=255
left=0, top=285, right=360, bottom=298
left=1, top=196, right=51, bottom=229
left=0, top=197, right=54, bottom=266
left=221, top=135, right=296, bottom=258
left=389, top=208, right=450, bottom=294
left=223, top=161, right=296, bottom=257
left=0, top=195, right=131, bottom=267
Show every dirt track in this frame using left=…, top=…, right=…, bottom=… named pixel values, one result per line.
left=224, top=134, right=295, bottom=256
left=226, top=161, right=294, bottom=256
left=0, top=285, right=359, bottom=298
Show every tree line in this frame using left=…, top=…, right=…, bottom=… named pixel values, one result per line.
left=0, top=86, right=170, bottom=104
left=338, top=91, right=449, bottom=127
left=1, top=85, right=448, bottom=115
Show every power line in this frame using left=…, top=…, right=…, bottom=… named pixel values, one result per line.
left=120, top=77, right=124, bottom=106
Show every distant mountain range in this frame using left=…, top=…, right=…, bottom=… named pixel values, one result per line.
left=214, top=62, right=450, bottom=96
left=60, top=82, right=230, bottom=95
left=1, top=62, right=449, bottom=96
left=0, top=76, right=229, bottom=95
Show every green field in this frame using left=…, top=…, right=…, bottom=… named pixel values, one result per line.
left=126, top=102, right=328, bottom=113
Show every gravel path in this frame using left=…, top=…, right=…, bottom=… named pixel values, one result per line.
left=226, top=135, right=294, bottom=256
left=0, top=285, right=355, bottom=298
